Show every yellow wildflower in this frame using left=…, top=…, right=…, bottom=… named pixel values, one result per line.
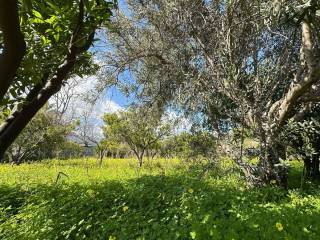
left=109, top=236, right=116, bottom=240
left=123, top=206, right=129, bottom=212
left=188, top=188, right=194, bottom=194
left=276, top=222, right=284, bottom=231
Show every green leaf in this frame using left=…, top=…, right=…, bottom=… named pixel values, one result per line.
left=32, top=18, right=45, bottom=24
left=32, top=10, right=43, bottom=19
left=40, top=36, right=51, bottom=45
left=45, top=15, right=57, bottom=25
left=53, top=33, right=60, bottom=42
left=46, top=0, right=60, bottom=12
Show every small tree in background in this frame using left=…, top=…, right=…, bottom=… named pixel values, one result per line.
left=160, top=131, right=216, bottom=161
left=73, top=103, right=105, bottom=162
left=103, top=108, right=172, bottom=167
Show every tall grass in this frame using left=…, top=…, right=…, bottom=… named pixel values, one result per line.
left=0, top=157, right=181, bottom=186
left=0, top=158, right=320, bottom=240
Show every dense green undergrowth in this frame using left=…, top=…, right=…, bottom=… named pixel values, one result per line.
left=0, top=158, right=320, bottom=239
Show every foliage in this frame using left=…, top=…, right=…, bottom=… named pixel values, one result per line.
left=281, top=104, right=320, bottom=180
left=57, top=141, right=83, bottom=160
left=103, top=108, right=172, bottom=166
left=283, top=104, right=320, bottom=158
left=0, top=158, right=320, bottom=239
left=4, top=106, right=75, bottom=163
left=101, top=0, right=320, bottom=185
left=285, top=119, right=320, bottom=158
left=161, top=131, right=216, bottom=161
left=2, top=0, right=113, bottom=109
left=100, top=140, right=130, bottom=158
left=0, top=0, right=116, bottom=161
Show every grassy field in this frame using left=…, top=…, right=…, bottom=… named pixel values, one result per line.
left=0, top=158, right=320, bottom=240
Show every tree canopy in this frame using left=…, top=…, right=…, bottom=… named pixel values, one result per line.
left=101, top=0, right=320, bottom=186
left=103, top=108, right=172, bottom=166
left=0, top=0, right=116, bottom=160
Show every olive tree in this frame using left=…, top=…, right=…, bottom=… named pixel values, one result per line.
left=103, top=107, right=172, bottom=167
left=101, top=0, right=320, bottom=186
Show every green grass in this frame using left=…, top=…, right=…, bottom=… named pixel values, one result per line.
left=0, top=158, right=181, bottom=185
left=0, top=158, right=320, bottom=239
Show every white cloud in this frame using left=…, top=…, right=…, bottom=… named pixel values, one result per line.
left=94, top=98, right=124, bottom=119
left=101, top=100, right=123, bottom=114
left=49, top=74, right=125, bottom=143
left=72, top=75, right=99, bottom=96
left=78, top=99, right=123, bottom=142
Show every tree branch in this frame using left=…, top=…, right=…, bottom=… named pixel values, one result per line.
left=268, top=20, right=320, bottom=132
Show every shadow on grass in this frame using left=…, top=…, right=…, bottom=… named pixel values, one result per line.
left=0, top=174, right=320, bottom=240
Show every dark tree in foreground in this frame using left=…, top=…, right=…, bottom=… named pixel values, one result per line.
left=0, top=0, right=115, bottom=160
left=0, top=0, right=26, bottom=103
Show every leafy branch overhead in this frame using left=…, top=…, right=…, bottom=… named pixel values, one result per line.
left=0, top=0, right=116, bottom=159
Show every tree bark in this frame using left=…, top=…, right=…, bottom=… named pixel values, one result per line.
left=265, top=141, right=288, bottom=188
left=259, top=19, right=320, bottom=187
left=268, top=20, right=320, bottom=135
left=135, top=151, right=144, bottom=167
left=0, top=74, right=65, bottom=160
left=304, top=154, right=320, bottom=180
left=311, top=155, right=320, bottom=179
left=138, top=155, right=143, bottom=167
left=0, top=0, right=26, bottom=102
left=98, top=149, right=105, bottom=167
left=0, top=40, right=82, bottom=159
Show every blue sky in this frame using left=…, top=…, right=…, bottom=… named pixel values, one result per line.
left=105, top=86, right=128, bottom=107
left=91, top=0, right=133, bottom=109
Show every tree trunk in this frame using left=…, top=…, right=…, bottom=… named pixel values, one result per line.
left=238, top=132, right=289, bottom=187
left=304, top=154, right=320, bottom=180
left=258, top=19, right=320, bottom=187
left=0, top=52, right=79, bottom=160
left=0, top=81, right=61, bottom=160
left=135, top=151, right=144, bottom=167
left=98, top=149, right=105, bottom=167
left=311, top=154, right=320, bottom=179
left=151, top=151, right=157, bottom=159
left=262, top=140, right=288, bottom=188
left=0, top=0, right=26, bottom=102
left=138, top=156, right=143, bottom=167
